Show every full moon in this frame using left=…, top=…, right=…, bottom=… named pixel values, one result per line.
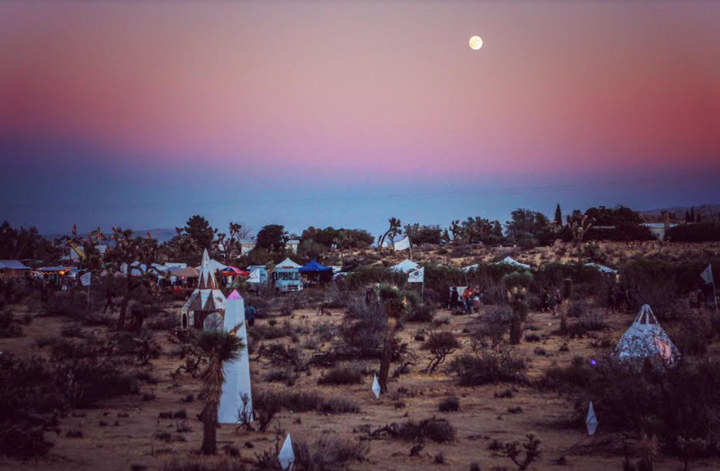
left=469, top=35, right=483, bottom=50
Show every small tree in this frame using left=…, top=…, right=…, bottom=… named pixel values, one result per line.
left=502, top=433, right=541, bottom=470
left=378, top=218, right=402, bottom=251
left=502, top=272, right=533, bottom=345
left=422, top=331, right=460, bottom=373
left=196, top=329, right=245, bottom=455
left=377, top=285, right=417, bottom=392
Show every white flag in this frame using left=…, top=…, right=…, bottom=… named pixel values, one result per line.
left=394, top=236, right=411, bottom=251
left=248, top=269, right=261, bottom=284
left=278, top=433, right=295, bottom=471
left=80, top=272, right=92, bottom=287
left=408, top=267, right=424, bottom=283
left=586, top=401, right=598, bottom=436
left=701, top=265, right=713, bottom=285
left=372, top=373, right=381, bottom=399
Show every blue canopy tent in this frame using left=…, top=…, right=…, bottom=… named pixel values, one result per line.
left=299, top=259, right=333, bottom=284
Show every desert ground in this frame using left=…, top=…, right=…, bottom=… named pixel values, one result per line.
left=2, top=241, right=720, bottom=471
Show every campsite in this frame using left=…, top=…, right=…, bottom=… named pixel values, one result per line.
left=2, top=214, right=720, bottom=471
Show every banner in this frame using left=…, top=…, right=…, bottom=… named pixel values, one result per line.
left=248, top=269, right=261, bottom=284
left=394, top=236, right=411, bottom=251
left=701, top=264, right=714, bottom=285
left=408, top=267, right=424, bottom=283
left=80, top=272, right=92, bottom=287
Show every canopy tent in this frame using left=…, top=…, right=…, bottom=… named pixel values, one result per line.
left=461, top=264, right=479, bottom=272
left=299, top=259, right=333, bottom=273
left=390, top=259, right=420, bottom=273
left=299, top=259, right=333, bottom=283
left=181, top=250, right=226, bottom=329
left=585, top=263, right=618, bottom=274
left=222, top=266, right=250, bottom=277
left=168, top=266, right=200, bottom=278
left=0, top=260, right=30, bottom=271
left=611, top=304, right=679, bottom=370
left=276, top=258, right=302, bottom=269
left=495, top=256, right=531, bottom=270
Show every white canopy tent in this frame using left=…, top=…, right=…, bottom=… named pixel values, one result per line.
left=611, top=304, right=679, bottom=370
left=391, top=259, right=420, bottom=273
left=495, top=256, right=531, bottom=270
left=196, top=258, right=227, bottom=272
left=461, top=264, right=479, bottom=272
left=276, top=258, right=301, bottom=269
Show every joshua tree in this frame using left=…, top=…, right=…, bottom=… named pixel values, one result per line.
left=377, top=285, right=417, bottom=392
left=502, top=272, right=533, bottom=345
left=378, top=218, right=402, bottom=251
left=560, top=278, right=573, bottom=333
left=197, top=329, right=245, bottom=455
left=570, top=214, right=593, bottom=246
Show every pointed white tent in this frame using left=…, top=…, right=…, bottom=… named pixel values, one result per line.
left=218, top=290, right=253, bottom=424
left=276, top=258, right=302, bottom=269
left=372, top=374, right=381, bottom=399
left=611, top=304, right=679, bottom=370
left=586, top=401, right=598, bottom=436
left=180, top=249, right=227, bottom=329
left=495, top=256, right=531, bottom=270
left=279, top=434, right=295, bottom=471
left=390, top=259, right=419, bottom=273
left=585, top=263, right=618, bottom=274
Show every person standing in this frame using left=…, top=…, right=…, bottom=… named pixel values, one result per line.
left=553, top=288, right=562, bottom=316
left=245, top=302, right=256, bottom=328
left=450, top=287, right=459, bottom=310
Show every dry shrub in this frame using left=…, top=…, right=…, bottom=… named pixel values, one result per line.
left=422, top=331, right=460, bottom=373
left=162, top=459, right=247, bottom=471
left=449, top=349, right=527, bottom=386
left=438, top=396, right=460, bottom=413
left=317, top=366, right=363, bottom=386
left=292, top=433, right=369, bottom=471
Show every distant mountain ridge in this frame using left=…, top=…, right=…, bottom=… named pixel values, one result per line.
left=43, top=228, right=177, bottom=243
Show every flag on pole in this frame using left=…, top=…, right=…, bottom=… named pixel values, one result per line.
left=248, top=269, right=261, bottom=284
left=372, top=373, right=381, bottom=398
left=586, top=401, right=598, bottom=436
left=278, top=434, right=295, bottom=471
left=394, top=236, right=411, bottom=251
left=72, top=224, right=77, bottom=236
left=80, top=272, right=92, bottom=287
left=408, top=267, right=425, bottom=283
left=701, top=265, right=713, bottom=284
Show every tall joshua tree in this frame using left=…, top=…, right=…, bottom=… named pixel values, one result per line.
left=378, top=218, right=402, bottom=251
left=197, top=329, right=245, bottom=455
left=502, top=272, right=533, bottom=345
left=377, top=285, right=417, bottom=392
left=570, top=215, right=593, bottom=246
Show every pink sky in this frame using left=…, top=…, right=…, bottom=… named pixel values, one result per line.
left=1, top=1, right=719, bottom=232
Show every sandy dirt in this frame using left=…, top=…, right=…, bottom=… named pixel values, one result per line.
left=3, top=295, right=720, bottom=471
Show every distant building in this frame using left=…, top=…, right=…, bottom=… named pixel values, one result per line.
left=285, top=239, right=300, bottom=254
left=240, top=239, right=256, bottom=256
left=0, top=260, right=31, bottom=281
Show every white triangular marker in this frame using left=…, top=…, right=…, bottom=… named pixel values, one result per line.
left=372, top=373, right=381, bottom=399
left=586, top=401, right=598, bottom=436
left=278, top=433, right=295, bottom=471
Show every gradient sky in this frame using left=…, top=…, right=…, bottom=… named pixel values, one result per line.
left=1, top=0, right=719, bottom=236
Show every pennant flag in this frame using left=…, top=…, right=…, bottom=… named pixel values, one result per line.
left=408, top=267, right=425, bottom=283
left=80, top=272, right=92, bottom=287
left=278, top=434, right=295, bottom=471
left=394, top=236, right=411, bottom=251
left=372, top=373, right=381, bottom=399
left=586, top=401, right=598, bottom=436
left=72, top=224, right=77, bottom=236
left=248, top=269, right=261, bottom=284
left=701, top=265, right=714, bottom=285
left=146, top=231, right=153, bottom=240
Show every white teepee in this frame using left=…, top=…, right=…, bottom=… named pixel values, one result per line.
left=611, top=304, right=679, bottom=370
left=279, top=433, right=295, bottom=470
left=218, top=290, right=252, bottom=424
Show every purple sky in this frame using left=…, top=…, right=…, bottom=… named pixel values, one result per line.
left=1, top=1, right=719, bottom=236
